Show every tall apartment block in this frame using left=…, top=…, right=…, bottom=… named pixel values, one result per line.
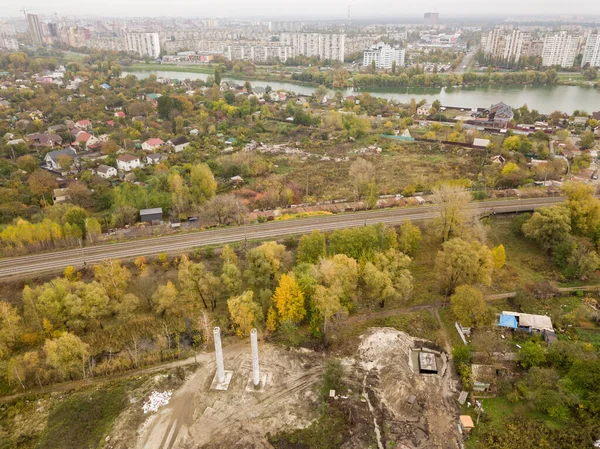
left=125, top=32, right=161, bottom=59
left=582, top=34, right=600, bottom=67
left=542, top=31, right=579, bottom=68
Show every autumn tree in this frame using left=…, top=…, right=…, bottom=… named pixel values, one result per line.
left=397, top=220, right=422, bottom=256
left=201, top=194, right=245, bottom=225
left=491, top=244, right=506, bottom=270
left=190, top=163, right=217, bottom=206
left=522, top=205, right=571, bottom=251
left=244, top=241, right=288, bottom=293
left=178, top=255, right=220, bottom=311
left=168, top=172, right=191, bottom=217
left=0, top=301, right=23, bottom=358
left=315, top=254, right=359, bottom=310
left=561, top=182, right=600, bottom=237
left=361, top=262, right=396, bottom=308
left=435, top=238, right=494, bottom=295
left=227, top=290, right=263, bottom=337
left=431, top=183, right=473, bottom=242
left=16, top=155, right=37, bottom=173
left=28, top=170, right=58, bottom=205
left=297, top=231, right=326, bottom=264
left=450, top=285, right=490, bottom=327
left=152, top=281, right=186, bottom=317
left=271, top=274, right=306, bottom=329
left=44, top=332, right=89, bottom=380
left=349, top=157, right=375, bottom=200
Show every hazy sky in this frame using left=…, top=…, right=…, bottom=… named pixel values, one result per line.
left=4, top=0, right=600, bottom=19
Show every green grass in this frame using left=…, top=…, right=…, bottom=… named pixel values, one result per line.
left=36, top=383, right=131, bottom=449
left=437, top=307, right=464, bottom=348
left=128, top=63, right=216, bottom=75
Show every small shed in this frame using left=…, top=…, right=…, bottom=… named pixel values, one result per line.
left=140, top=208, right=163, bottom=224
left=459, top=415, right=475, bottom=434
left=473, top=138, right=491, bottom=148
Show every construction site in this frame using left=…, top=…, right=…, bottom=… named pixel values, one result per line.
left=104, top=327, right=462, bottom=449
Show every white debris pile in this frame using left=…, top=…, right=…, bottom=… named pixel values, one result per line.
left=142, top=390, right=172, bottom=414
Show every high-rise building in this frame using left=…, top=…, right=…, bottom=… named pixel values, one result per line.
left=582, top=34, right=600, bottom=68
left=26, top=14, right=44, bottom=46
left=125, top=32, right=161, bottom=59
left=363, top=42, right=405, bottom=69
left=542, top=31, right=580, bottom=68
left=424, top=12, right=439, bottom=26
left=280, top=33, right=345, bottom=62
left=480, top=28, right=530, bottom=63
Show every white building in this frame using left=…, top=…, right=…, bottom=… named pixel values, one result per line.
left=542, top=32, right=580, bottom=68
left=480, top=28, right=530, bottom=63
left=116, top=154, right=141, bottom=172
left=0, top=37, right=18, bottom=51
left=280, top=33, right=345, bottom=62
left=126, top=32, right=161, bottom=59
left=363, top=42, right=405, bottom=69
left=96, top=164, right=117, bottom=179
left=582, top=34, right=600, bottom=68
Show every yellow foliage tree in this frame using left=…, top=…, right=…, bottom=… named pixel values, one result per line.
left=227, top=291, right=263, bottom=337
left=272, top=274, right=306, bottom=326
left=491, top=244, right=506, bottom=270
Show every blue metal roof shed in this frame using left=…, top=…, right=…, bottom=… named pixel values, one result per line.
left=498, top=314, right=518, bottom=329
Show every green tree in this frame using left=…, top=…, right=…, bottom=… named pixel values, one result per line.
left=64, top=207, right=88, bottom=240
left=450, top=285, right=490, bottom=327
left=435, top=238, right=493, bottom=295
left=431, top=183, right=472, bottom=242
left=562, top=181, right=600, bottom=236
left=44, top=332, right=89, bottom=380
left=297, top=231, right=326, bottom=264
left=93, top=259, right=131, bottom=303
left=519, top=341, right=546, bottom=369
left=152, top=281, right=186, bottom=317
left=214, top=66, right=222, bottom=86
left=178, top=255, right=220, bottom=311
left=397, top=220, right=422, bottom=256
left=227, top=290, right=263, bottom=337
left=522, top=205, right=571, bottom=251
left=579, top=130, right=596, bottom=150
left=361, top=261, right=396, bottom=308
left=244, top=241, right=287, bottom=292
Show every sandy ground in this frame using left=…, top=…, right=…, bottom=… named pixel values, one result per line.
left=133, top=340, right=325, bottom=449
left=121, top=327, right=461, bottom=449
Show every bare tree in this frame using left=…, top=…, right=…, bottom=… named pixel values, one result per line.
left=200, top=194, right=247, bottom=226
left=349, top=158, right=375, bottom=200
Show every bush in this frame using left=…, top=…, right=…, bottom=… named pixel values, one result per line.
left=321, top=359, right=346, bottom=399
left=511, top=213, right=531, bottom=236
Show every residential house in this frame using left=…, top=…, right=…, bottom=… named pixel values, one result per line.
left=142, top=138, right=164, bottom=152
left=74, top=131, right=100, bottom=150
left=96, top=164, right=117, bottom=179
left=498, top=311, right=554, bottom=333
left=490, top=155, right=506, bottom=165
left=167, top=136, right=190, bottom=153
left=487, top=102, right=514, bottom=128
left=114, top=111, right=125, bottom=118
left=146, top=153, right=165, bottom=165
left=44, top=147, right=77, bottom=171
left=74, top=119, right=92, bottom=131
left=27, top=132, right=62, bottom=148
left=417, top=104, right=433, bottom=116
left=116, top=154, right=141, bottom=172
left=52, top=188, right=70, bottom=204
left=146, top=93, right=161, bottom=103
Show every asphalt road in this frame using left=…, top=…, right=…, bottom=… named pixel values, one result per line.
left=0, top=196, right=564, bottom=279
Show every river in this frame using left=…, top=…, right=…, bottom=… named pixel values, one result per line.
left=122, top=69, right=600, bottom=114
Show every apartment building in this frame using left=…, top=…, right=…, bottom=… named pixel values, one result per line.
left=26, top=14, right=43, bottom=46
left=126, top=32, right=161, bottom=59
left=542, top=31, right=580, bottom=67
left=363, top=42, right=405, bottom=69
left=223, top=43, right=294, bottom=63
left=0, top=37, right=18, bottom=51
left=582, top=34, right=600, bottom=67
left=481, top=28, right=530, bottom=62
left=281, top=33, right=345, bottom=61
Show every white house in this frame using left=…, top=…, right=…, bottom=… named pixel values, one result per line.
left=146, top=153, right=165, bottom=165
left=96, top=164, right=117, bottom=179
left=141, top=138, right=164, bottom=152
left=167, top=136, right=190, bottom=153
left=417, top=104, right=433, bottom=116
left=116, top=154, right=141, bottom=172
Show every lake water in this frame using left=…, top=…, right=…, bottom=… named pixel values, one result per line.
left=123, top=69, right=600, bottom=114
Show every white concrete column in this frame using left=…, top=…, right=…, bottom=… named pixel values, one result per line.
left=214, top=326, right=225, bottom=383
left=251, top=328, right=260, bottom=387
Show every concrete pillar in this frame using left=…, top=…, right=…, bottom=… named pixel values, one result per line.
left=214, top=326, right=225, bottom=383
left=251, top=328, right=260, bottom=387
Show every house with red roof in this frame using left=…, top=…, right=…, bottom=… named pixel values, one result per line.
left=75, top=119, right=92, bottom=130
left=114, top=111, right=126, bottom=118
left=142, top=138, right=164, bottom=152
left=74, top=130, right=100, bottom=149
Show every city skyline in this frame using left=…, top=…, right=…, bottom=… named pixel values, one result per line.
left=2, top=1, right=600, bottom=19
